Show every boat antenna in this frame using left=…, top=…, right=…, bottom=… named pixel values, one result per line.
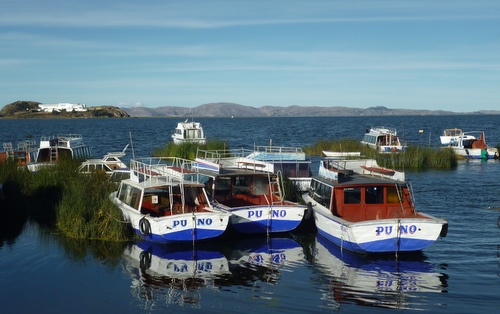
left=129, top=131, right=135, bottom=160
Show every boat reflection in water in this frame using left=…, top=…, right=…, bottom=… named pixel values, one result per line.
left=313, top=235, right=448, bottom=310
left=122, top=240, right=230, bottom=309
left=227, top=235, right=305, bottom=284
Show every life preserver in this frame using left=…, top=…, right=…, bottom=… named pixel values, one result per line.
left=139, top=250, right=152, bottom=270
left=139, top=217, right=151, bottom=236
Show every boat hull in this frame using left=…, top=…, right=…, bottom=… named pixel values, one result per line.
left=214, top=204, right=306, bottom=233
left=112, top=193, right=230, bottom=244
left=307, top=199, right=447, bottom=254
left=452, top=147, right=499, bottom=159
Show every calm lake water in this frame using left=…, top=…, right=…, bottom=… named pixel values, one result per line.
left=1, top=115, right=500, bottom=313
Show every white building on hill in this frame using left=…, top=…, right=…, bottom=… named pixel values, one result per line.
left=38, top=103, right=87, bottom=112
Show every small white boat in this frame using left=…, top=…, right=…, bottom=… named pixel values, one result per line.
left=361, top=127, right=405, bottom=153
left=171, top=119, right=206, bottom=145
left=302, top=158, right=448, bottom=254
left=442, top=130, right=499, bottom=160
left=110, top=157, right=230, bottom=243
left=439, top=128, right=475, bottom=145
left=193, top=149, right=307, bottom=234
left=79, top=144, right=129, bottom=175
left=322, top=151, right=361, bottom=158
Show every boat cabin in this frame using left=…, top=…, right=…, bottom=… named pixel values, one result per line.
left=203, top=169, right=286, bottom=208
left=36, top=134, right=92, bottom=162
left=308, top=175, right=425, bottom=222
left=116, top=181, right=211, bottom=218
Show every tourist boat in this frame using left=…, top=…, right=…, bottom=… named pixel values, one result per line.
left=79, top=144, right=129, bottom=175
left=439, top=128, right=476, bottom=145
left=361, top=127, right=405, bottom=153
left=302, top=158, right=448, bottom=254
left=243, top=143, right=313, bottom=191
left=193, top=149, right=307, bottom=234
left=0, top=140, right=38, bottom=166
left=442, top=130, right=499, bottom=159
left=313, top=234, right=447, bottom=309
left=110, top=157, right=231, bottom=243
left=25, top=134, right=93, bottom=171
left=171, top=119, right=206, bottom=145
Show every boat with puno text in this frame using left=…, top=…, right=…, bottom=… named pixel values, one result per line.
left=110, top=157, right=230, bottom=244
left=302, top=157, right=448, bottom=254
left=193, top=148, right=307, bottom=234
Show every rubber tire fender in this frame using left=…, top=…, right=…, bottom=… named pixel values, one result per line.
left=139, top=217, right=151, bottom=236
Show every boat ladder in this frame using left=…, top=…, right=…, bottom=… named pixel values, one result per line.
left=271, top=171, right=284, bottom=204
left=50, top=147, right=58, bottom=162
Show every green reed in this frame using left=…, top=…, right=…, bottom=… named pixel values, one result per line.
left=0, top=160, right=131, bottom=241
left=152, top=139, right=228, bottom=159
left=56, top=165, right=131, bottom=241
left=302, top=139, right=457, bottom=170
left=377, top=146, right=457, bottom=170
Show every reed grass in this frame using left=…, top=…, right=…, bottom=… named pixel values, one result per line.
left=376, top=146, right=457, bottom=170
left=152, top=140, right=228, bottom=159
left=302, top=139, right=457, bottom=171
left=0, top=160, right=132, bottom=241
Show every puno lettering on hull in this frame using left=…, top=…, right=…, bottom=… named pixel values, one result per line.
left=376, top=224, right=418, bottom=236
left=247, top=209, right=287, bottom=218
left=172, top=218, right=213, bottom=228
left=171, top=262, right=213, bottom=273
left=247, top=253, right=287, bottom=265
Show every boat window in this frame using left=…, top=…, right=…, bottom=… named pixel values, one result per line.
left=365, top=186, right=384, bottom=204
left=310, top=180, right=332, bottom=207
left=386, top=186, right=400, bottom=204
left=214, top=176, right=231, bottom=199
left=234, top=176, right=251, bottom=194
left=252, top=176, right=269, bottom=195
left=344, top=187, right=361, bottom=204
left=118, top=184, right=141, bottom=209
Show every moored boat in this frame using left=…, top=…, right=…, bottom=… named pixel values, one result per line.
left=302, top=157, right=448, bottom=254
left=361, top=127, right=405, bottom=153
left=244, top=144, right=313, bottom=191
left=171, top=119, right=206, bottom=145
left=79, top=144, right=129, bottom=175
left=439, top=128, right=475, bottom=145
left=442, top=130, right=499, bottom=160
left=26, top=134, right=92, bottom=171
left=193, top=149, right=307, bottom=234
left=110, top=157, right=230, bottom=243
left=0, top=140, right=38, bottom=166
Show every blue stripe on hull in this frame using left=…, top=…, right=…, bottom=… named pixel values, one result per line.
left=231, top=219, right=302, bottom=233
left=134, top=228, right=225, bottom=244
left=317, top=229, right=434, bottom=253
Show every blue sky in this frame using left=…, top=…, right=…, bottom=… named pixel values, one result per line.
left=1, top=0, right=499, bottom=111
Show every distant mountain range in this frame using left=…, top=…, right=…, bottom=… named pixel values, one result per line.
left=123, top=102, right=499, bottom=117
